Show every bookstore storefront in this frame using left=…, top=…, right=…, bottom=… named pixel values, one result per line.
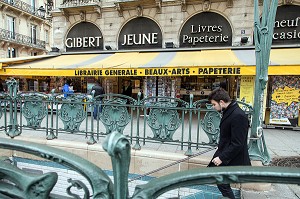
left=1, top=6, right=300, bottom=126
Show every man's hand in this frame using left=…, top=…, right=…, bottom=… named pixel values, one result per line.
left=212, top=157, right=222, bottom=166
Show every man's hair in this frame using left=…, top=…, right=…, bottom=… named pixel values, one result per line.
left=208, top=88, right=231, bottom=103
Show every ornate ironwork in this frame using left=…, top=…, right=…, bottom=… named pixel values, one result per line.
left=99, top=95, right=133, bottom=135
left=2, top=79, right=254, bottom=154
left=0, top=159, right=58, bottom=199
left=0, top=137, right=114, bottom=199
left=103, top=131, right=131, bottom=199
left=0, top=28, right=46, bottom=49
left=201, top=104, right=221, bottom=144
left=250, top=0, right=278, bottom=165
left=146, top=100, right=181, bottom=141
left=131, top=166, right=300, bottom=198
left=66, top=179, right=90, bottom=199
left=0, top=0, right=46, bottom=18
left=0, top=134, right=299, bottom=199
left=58, top=94, right=87, bottom=132
left=5, top=78, right=20, bottom=138
left=20, top=93, right=48, bottom=129
left=60, top=0, right=101, bottom=7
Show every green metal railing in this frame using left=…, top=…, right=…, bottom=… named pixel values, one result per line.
left=0, top=132, right=299, bottom=199
left=0, top=78, right=255, bottom=156
left=0, top=0, right=293, bottom=198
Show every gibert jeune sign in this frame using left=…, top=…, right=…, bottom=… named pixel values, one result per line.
left=118, top=17, right=162, bottom=50
left=180, top=12, right=232, bottom=48
left=65, top=22, right=103, bottom=52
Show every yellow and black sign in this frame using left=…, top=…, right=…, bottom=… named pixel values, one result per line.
left=73, top=67, right=242, bottom=77
left=0, top=66, right=259, bottom=77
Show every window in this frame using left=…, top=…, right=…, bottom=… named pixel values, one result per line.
left=7, top=0, right=14, bottom=5
left=45, top=30, right=49, bottom=44
left=31, top=0, right=36, bottom=13
left=7, top=16, right=15, bottom=39
left=31, top=24, right=37, bottom=44
left=8, top=47, right=17, bottom=58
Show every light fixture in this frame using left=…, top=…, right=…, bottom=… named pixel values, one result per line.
left=165, top=42, right=174, bottom=48
left=51, top=47, right=59, bottom=52
left=105, top=45, right=112, bottom=50
left=240, top=37, right=248, bottom=44
left=38, top=6, right=46, bottom=18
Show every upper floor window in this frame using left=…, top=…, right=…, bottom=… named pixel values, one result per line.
left=45, top=30, right=49, bottom=44
left=8, top=47, right=17, bottom=58
left=7, top=16, right=15, bottom=39
left=31, top=24, right=37, bottom=44
left=31, top=0, right=36, bottom=13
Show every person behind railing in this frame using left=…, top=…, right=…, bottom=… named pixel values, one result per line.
left=62, top=79, right=73, bottom=98
left=91, top=80, right=105, bottom=119
left=0, top=80, right=4, bottom=92
left=122, top=80, right=132, bottom=97
left=207, top=88, right=251, bottom=199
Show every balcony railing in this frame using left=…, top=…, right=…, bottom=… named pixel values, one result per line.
left=0, top=28, right=46, bottom=49
left=60, top=0, right=101, bottom=7
left=0, top=0, right=46, bottom=19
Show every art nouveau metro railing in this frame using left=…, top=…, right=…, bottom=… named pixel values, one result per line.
left=0, top=132, right=299, bottom=199
left=0, top=78, right=299, bottom=199
left=0, top=79, right=253, bottom=155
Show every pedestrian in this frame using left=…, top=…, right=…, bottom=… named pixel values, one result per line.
left=122, top=80, right=132, bottom=97
left=62, top=79, right=71, bottom=98
left=0, top=80, right=4, bottom=92
left=91, top=80, right=105, bottom=119
left=207, top=88, right=251, bottom=199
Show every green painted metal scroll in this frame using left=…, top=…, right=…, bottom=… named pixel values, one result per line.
left=249, top=0, right=278, bottom=165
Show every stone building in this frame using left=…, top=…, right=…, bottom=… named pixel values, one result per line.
left=0, top=0, right=300, bottom=126
left=0, top=0, right=52, bottom=57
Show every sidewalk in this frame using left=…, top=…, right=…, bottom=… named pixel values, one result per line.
left=242, top=128, right=300, bottom=199
left=1, top=123, right=299, bottom=198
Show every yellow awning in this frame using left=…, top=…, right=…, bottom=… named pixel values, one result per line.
left=0, top=48, right=299, bottom=76
left=0, top=54, right=57, bottom=68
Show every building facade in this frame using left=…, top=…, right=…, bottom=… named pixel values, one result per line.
left=0, top=0, right=300, bottom=126
left=0, top=0, right=52, bottom=58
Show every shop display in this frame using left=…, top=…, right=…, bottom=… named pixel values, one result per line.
left=270, top=76, right=300, bottom=126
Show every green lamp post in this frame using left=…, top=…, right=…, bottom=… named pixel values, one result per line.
left=249, top=0, right=278, bottom=165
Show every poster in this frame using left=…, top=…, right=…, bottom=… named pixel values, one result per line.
left=270, top=76, right=300, bottom=126
left=239, top=76, right=255, bottom=106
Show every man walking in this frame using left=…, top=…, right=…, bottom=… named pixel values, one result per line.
left=207, top=88, right=251, bottom=199
left=91, top=80, right=105, bottom=119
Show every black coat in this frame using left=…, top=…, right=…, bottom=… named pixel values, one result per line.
left=92, top=85, right=105, bottom=98
left=122, top=86, right=132, bottom=97
left=209, top=101, right=251, bottom=167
